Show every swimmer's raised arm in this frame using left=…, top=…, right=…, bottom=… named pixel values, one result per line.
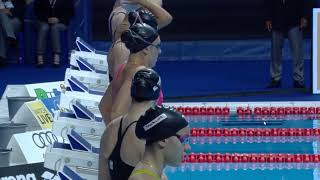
left=110, top=78, right=133, bottom=121
left=129, top=0, right=172, bottom=29
left=99, top=123, right=118, bottom=180
left=99, top=81, right=113, bottom=125
left=98, top=149, right=112, bottom=180
left=153, top=0, right=162, bottom=6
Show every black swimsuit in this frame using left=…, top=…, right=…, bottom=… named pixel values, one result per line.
left=108, top=118, right=138, bottom=180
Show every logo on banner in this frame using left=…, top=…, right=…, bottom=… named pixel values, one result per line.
left=0, top=173, right=36, bottom=180
left=27, top=101, right=54, bottom=129
left=25, top=82, right=63, bottom=113
left=32, top=131, right=59, bottom=149
left=34, top=88, right=61, bottom=100
left=0, top=163, right=56, bottom=180
left=41, top=96, right=60, bottom=115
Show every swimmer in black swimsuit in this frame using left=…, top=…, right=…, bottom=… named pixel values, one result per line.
left=99, top=68, right=161, bottom=180
left=129, top=106, right=190, bottom=180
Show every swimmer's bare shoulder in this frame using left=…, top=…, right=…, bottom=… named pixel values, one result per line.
left=101, top=116, right=122, bottom=157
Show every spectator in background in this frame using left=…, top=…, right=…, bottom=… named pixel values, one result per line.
left=0, top=0, right=27, bottom=67
left=265, top=0, right=313, bottom=88
left=34, top=0, right=74, bottom=68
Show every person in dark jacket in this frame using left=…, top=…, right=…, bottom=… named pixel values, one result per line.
left=265, top=0, right=313, bottom=88
left=0, top=0, right=26, bottom=67
left=34, top=0, right=74, bottom=67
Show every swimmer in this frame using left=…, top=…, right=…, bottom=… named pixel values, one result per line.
left=129, top=106, right=190, bottom=180
left=107, top=0, right=172, bottom=81
left=99, top=23, right=161, bottom=125
left=99, top=68, right=161, bottom=180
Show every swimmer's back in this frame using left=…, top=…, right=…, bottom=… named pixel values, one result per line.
left=101, top=116, right=144, bottom=179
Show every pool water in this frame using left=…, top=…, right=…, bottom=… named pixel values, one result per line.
left=165, top=116, right=320, bottom=180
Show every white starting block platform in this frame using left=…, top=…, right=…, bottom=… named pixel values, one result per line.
left=59, top=91, right=102, bottom=122
left=44, top=142, right=98, bottom=175
left=64, top=68, right=108, bottom=96
left=57, top=164, right=98, bottom=180
left=70, top=50, right=108, bottom=75
left=53, top=112, right=105, bottom=147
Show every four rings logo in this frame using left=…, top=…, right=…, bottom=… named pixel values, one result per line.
left=32, top=131, right=58, bottom=149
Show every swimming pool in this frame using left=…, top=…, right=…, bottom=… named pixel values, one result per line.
left=164, top=102, right=320, bottom=180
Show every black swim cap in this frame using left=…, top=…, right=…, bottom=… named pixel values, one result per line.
left=121, top=23, right=159, bottom=53
left=131, top=68, right=161, bottom=102
left=135, top=106, right=188, bottom=145
left=128, top=8, right=158, bottom=30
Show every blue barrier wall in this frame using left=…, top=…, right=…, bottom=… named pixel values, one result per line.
left=18, top=0, right=314, bottom=63
left=92, top=39, right=312, bottom=62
